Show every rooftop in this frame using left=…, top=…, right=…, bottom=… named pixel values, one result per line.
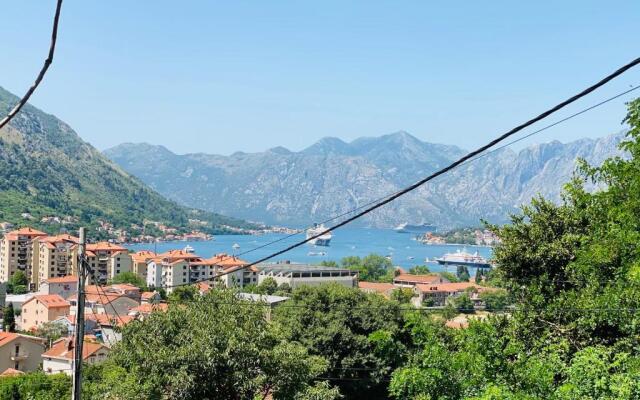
left=43, top=337, right=108, bottom=361
left=258, top=263, right=355, bottom=275
left=25, top=294, right=70, bottom=309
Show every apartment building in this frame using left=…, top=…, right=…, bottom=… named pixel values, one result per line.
left=0, top=332, right=46, bottom=373
left=71, top=242, right=132, bottom=284
left=0, top=228, right=48, bottom=288
left=207, top=253, right=256, bottom=288
left=21, top=294, right=71, bottom=331
left=34, top=234, right=79, bottom=289
left=147, top=250, right=217, bottom=293
left=130, top=250, right=156, bottom=280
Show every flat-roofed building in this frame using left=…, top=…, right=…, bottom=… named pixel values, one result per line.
left=0, top=228, right=48, bottom=288
left=257, top=262, right=358, bottom=289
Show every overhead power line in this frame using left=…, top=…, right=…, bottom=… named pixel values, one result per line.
left=0, top=0, right=64, bottom=130
left=228, top=83, right=640, bottom=262
left=156, top=56, right=640, bottom=290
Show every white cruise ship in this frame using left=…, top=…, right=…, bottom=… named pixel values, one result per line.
left=435, top=248, right=491, bottom=268
left=306, top=224, right=332, bottom=246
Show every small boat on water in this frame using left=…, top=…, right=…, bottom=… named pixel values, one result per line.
left=232, top=243, right=240, bottom=250
left=435, top=248, right=491, bottom=268
left=306, top=223, right=332, bottom=246
left=407, top=256, right=414, bottom=260
left=183, top=245, right=195, bottom=253
left=308, top=251, right=327, bottom=256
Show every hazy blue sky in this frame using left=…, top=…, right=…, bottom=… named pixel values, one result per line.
left=1, top=1, right=639, bottom=155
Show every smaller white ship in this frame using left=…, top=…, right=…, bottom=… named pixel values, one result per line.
left=306, top=223, right=332, bottom=246
left=308, top=251, right=327, bottom=256
left=183, top=245, right=195, bottom=253
left=435, top=248, right=491, bottom=268
left=232, top=243, right=240, bottom=250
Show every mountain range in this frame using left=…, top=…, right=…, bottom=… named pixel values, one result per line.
left=0, top=86, right=256, bottom=236
left=105, top=130, right=626, bottom=229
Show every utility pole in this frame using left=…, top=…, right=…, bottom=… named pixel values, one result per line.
left=72, top=227, right=86, bottom=400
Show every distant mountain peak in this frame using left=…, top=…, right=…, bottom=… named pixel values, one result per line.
left=267, top=146, right=292, bottom=155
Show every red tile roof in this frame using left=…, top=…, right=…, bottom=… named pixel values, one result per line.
left=131, top=303, right=169, bottom=314
left=86, top=242, right=128, bottom=252
left=43, top=337, right=108, bottom=361
left=394, top=274, right=447, bottom=284
left=44, top=275, right=78, bottom=284
left=358, top=281, right=395, bottom=293
left=0, top=368, right=24, bottom=376
left=24, top=294, right=70, bottom=309
left=6, top=227, right=47, bottom=237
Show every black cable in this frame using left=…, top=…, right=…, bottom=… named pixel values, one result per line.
left=0, top=0, right=64, bottom=130
left=158, top=57, right=640, bottom=290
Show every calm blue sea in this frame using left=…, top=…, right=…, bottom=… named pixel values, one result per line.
left=126, top=228, right=493, bottom=274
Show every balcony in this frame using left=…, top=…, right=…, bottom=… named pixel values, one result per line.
left=10, top=352, right=28, bottom=361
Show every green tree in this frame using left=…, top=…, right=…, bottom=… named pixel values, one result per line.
left=7, top=271, right=28, bottom=295
left=480, top=290, right=509, bottom=311
left=83, top=290, right=329, bottom=399
left=439, top=271, right=459, bottom=283
left=320, top=260, right=339, bottom=268
left=256, top=277, right=278, bottom=295
left=408, top=265, right=430, bottom=275
left=3, top=302, right=15, bottom=333
left=274, top=284, right=408, bottom=399
left=109, top=271, right=147, bottom=291
left=34, top=321, right=68, bottom=348
left=390, top=288, right=414, bottom=304
left=167, top=285, right=199, bottom=303
left=456, top=264, right=470, bottom=282
left=451, top=293, right=475, bottom=314
left=0, top=371, right=70, bottom=399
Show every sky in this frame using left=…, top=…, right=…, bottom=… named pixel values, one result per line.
left=1, top=1, right=639, bottom=155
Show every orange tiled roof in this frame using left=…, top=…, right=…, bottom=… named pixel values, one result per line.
left=6, top=227, right=47, bottom=237
left=131, top=303, right=168, bottom=314
left=394, top=274, right=446, bottom=284
left=358, top=281, right=395, bottom=293
left=43, top=337, right=108, bottom=361
left=44, top=275, right=78, bottom=284
left=206, top=253, right=248, bottom=269
left=131, top=250, right=156, bottom=263
left=24, top=294, right=70, bottom=309
left=86, top=242, right=128, bottom=252
left=141, top=291, right=159, bottom=300
left=415, top=282, right=481, bottom=293
left=0, top=368, right=24, bottom=376
left=40, top=234, right=79, bottom=244
left=0, top=332, right=45, bottom=348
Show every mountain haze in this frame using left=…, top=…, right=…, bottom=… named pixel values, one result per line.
left=0, top=86, right=256, bottom=236
left=105, top=131, right=626, bottom=228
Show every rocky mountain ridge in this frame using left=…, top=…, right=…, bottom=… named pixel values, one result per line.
left=105, top=131, right=626, bottom=228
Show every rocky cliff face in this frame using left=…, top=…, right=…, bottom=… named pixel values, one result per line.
left=105, top=131, right=625, bottom=228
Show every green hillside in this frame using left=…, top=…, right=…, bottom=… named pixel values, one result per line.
left=0, top=86, right=257, bottom=237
